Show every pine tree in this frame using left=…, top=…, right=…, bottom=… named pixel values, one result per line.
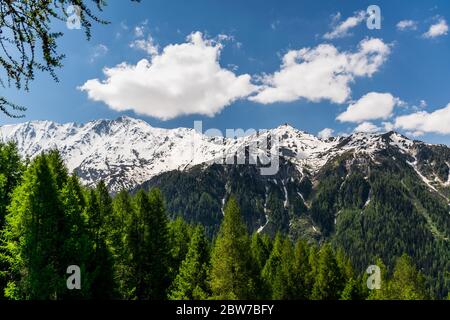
left=367, top=258, right=388, bottom=300
left=97, top=181, right=114, bottom=244
left=168, top=226, right=210, bottom=300
left=127, top=189, right=171, bottom=300
left=292, top=239, right=313, bottom=299
left=0, top=142, right=23, bottom=228
left=111, top=190, right=134, bottom=298
left=1, top=154, right=66, bottom=299
left=262, top=234, right=284, bottom=299
left=251, top=233, right=272, bottom=299
left=335, top=249, right=360, bottom=300
left=85, top=187, right=115, bottom=299
left=373, top=254, right=429, bottom=300
left=168, top=217, right=193, bottom=285
left=46, top=149, right=69, bottom=191
left=209, top=196, right=257, bottom=299
left=311, top=244, right=344, bottom=300
left=340, top=278, right=360, bottom=300
left=0, top=142, right=22, bottom=298
left=262, top=235, right=296, bottom=300
left=59, top=175, right=92, bottom=299
left=147, top=188, right=171, bottom=299
left=251, top=233, right=271, bottom=273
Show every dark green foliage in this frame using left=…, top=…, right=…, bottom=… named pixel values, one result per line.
left=209, top=196, right=257, bottom=299
left=168, top=226, right=210, bottom=300
left=334, top=169, right=449, bottom=298
left=140, top=164, right=226, bottom=237
left=339, top=173, right=370, bottom=209
left=292, top=239, right=313, bottom=299
left=0, top=142, right=23, bottom=228
left=126, top=189, right=171, bottom=300
left=139, top=163, right=309, bottom=239
left=261, top=234, right=296, bottom=299
left=85, top=186, right=115, bottom=299
left=167, top=217, right=194, bottom=285
left=0, top=154, right=91, bottom=299
left=110, top=190, right=134, bottom=297
left=0, top=145, right=446, bottom=300
left=311, top=244, right=345, bottom=300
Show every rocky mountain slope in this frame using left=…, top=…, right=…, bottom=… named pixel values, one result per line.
left=2, top=116, right=449, bottom=194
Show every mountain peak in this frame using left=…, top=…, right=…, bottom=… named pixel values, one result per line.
left=1, top=116, right=446, bottom=192
left=115, top=115, right=144, bottom=124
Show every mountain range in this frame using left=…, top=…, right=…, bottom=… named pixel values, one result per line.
left=1, top=116, right=449, bottom=296
left=2, top=115, right=449, bottom=192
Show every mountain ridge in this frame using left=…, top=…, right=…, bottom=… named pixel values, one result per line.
left=1, top=116, right=449, bottom=194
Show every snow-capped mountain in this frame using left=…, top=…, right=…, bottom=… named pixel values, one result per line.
left=0, top=116, right=448, bottom=193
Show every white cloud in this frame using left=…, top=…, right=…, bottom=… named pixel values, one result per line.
left=324, top=11, right=366, bottom=39
left=249, top=38, right=390, bottom=105
left=406, top=130, right=425, bottom=137
left=134, top=26, right=145, bottom=38
left=396, top=20, right=418, bottom=31
left=382, top=121, right=395, bottom=132
left=318, top=128, right=334, bottom=139
left=354, top=122, right=381, bottom=133
left=337, top=92, right=400, bottom=123
left=423, top=19, right=448, bottom=38
left=130, top=35, right=159, bottom=56
left=394, top=103, right=450, bottom=134
left=80, top=32, right=257, bottom=120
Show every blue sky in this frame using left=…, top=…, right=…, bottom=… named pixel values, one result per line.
left=1, top=0, right=450, bottom=144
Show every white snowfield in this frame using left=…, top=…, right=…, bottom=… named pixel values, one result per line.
left=0, top=116, right=441, bottom=193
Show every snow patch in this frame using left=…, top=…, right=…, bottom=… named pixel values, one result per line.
left=446, top=162, right=450, bottom=187
left=282, top=180, right=289, bottom=208
left=407, top=161, right=438, bottom=192
left=258, top=187, right=270, bottom=234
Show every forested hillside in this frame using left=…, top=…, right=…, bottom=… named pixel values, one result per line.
left=139, top=138, right=450, bottom=299
left=0, top=142, right=441, bottom=300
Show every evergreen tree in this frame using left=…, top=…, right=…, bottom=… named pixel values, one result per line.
left=127, top=189, right=171, bottom=300
left=251, top=233, right=271, bottom=273
left=292, top=239, right=313, bottom=299
left=311, top=244, right=344, bottom=300
left=85, top=188, right=114, bottom=299
left=209, top=196, right=257, bottom=299
left=1, top=154, right=66, bottom=299
left=367, top=258, right=388, bottom=300
left=340, top=278, right=360, bottom=300
left=168, top=217, right=193, bottom=285
left=389, top=255, right=428, bottom=300
left=59, top=175, right=92, bottom=299
left=251, top=233, right=272, bottom=299
left=0, top=142, right=23, bottom=228
left=372, top=255, right=428, bottom=300
left=168, top=226, right=210, bottom=300
left=335, top=249, right=361, bottom=300
left=111, top=190, right=134, bottom=298
left=46, top=149, right=69, bottom=191
left=262, top=234, right=294, bottom=299
left=0, top=142, right=23, bottom=298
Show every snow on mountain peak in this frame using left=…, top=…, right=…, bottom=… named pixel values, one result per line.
left=0, top=116, right=418, bottom=192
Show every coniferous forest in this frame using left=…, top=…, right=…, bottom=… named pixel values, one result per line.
left=0, top=141, right=442, bottom=300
